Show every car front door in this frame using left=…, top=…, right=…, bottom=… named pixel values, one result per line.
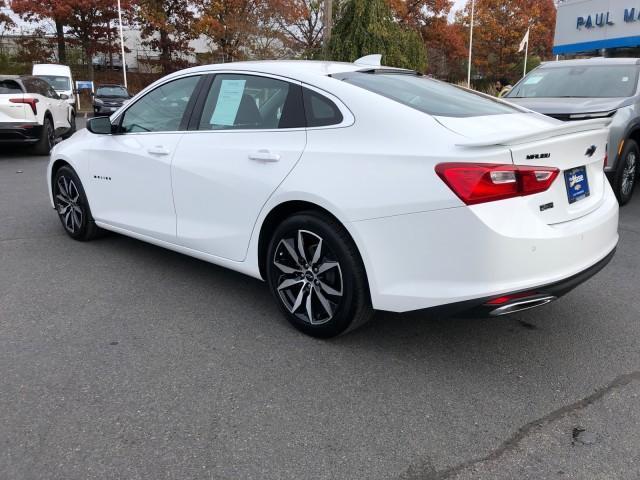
left=87, top=75, right=202, bottom=242
left=171, top=73, right=307, bottom=261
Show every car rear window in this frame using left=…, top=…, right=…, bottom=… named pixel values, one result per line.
left=96, top=86, right=129, bottom=97
left=339, top=72, right=518, bottom=118
left=508, top=65, right=640, bottom=99
left=0, top=80, right=23, bottom=94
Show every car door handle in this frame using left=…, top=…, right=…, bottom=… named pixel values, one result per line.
left=148, top=145, right=171, bottom=156
left=248, top=150, right=280, bottom=162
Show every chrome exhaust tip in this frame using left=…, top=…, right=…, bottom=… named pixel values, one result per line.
left=489, top=295, right=557, bottom=317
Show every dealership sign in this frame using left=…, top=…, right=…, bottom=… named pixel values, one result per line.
left=554, top=0, right=640, bottom=54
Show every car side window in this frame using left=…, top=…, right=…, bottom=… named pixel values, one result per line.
left=121, top=75, right=200, bottom=133
left=22, top=77, right=48, bottom=97
left=302, top=88, right=343, bottom=127
left=198, top=74, right=305, bottom=130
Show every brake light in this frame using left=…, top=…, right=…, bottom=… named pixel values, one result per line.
left=10, top=97, right=39, bottom=115
left=435, top=163, right=559, bottom=205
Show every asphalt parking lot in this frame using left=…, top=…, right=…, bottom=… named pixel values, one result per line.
left=1, top=128, right=640, bottom=479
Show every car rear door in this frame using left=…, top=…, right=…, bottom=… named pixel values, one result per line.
left=87, top=74, right=203, bottom=242
left=170, top=72, right=307, bottom=261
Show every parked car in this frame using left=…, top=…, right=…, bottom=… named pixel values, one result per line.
left=1, top=75, right=74, bottom=155
left=47, top=58, right=618, bottom=337
left=505, top=58, right=640, bottom=205
left=32, top=64, right=76, bottom=118
left=92, top=84, right=131, bottom=116
left=92, top=54, right=125, bottom=71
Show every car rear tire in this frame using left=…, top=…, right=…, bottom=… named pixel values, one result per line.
left=613, top=139, right=638, bottom=206
left=53, top=166, right=102, bottom=241
left=266, top=211, right=373, bottom=338
left=33, top=116, right=55, bottom=156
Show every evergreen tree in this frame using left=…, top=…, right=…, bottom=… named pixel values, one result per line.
left=329, top=0, right=426, bottom=72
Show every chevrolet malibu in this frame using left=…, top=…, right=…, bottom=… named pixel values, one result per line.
left=47, top=58, right=619, bottom=338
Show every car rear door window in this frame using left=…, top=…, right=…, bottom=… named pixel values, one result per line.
left=197, top=74, right=305, bottom=130
left=22, top=77, right=50, bottom=97
left=121, top=75, right=200, bottom=133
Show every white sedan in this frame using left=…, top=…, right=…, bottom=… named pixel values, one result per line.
left=47, top=58, right=619, bottom=337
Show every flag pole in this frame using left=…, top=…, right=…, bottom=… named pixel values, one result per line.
left=523, top=27, right=529, bottom=79
left=467, top=0, right=475, bottom=88
left=117, top=0, right=128, bottom=89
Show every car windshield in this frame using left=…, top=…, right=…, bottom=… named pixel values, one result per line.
left=508, top=65, right=639, bottom=98
left=37, top=75, right=70, bottom=91
left=340, top=72, right=519, bottom=118
left=96, top=86, right=128, bottom=97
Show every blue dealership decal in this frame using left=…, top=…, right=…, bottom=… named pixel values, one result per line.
left=576, top=7, right=640, bottom=30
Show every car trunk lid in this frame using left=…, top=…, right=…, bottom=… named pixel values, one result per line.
left=440, top=113, right=611, bottom=224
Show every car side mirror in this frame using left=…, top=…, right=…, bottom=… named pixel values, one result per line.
left=87, top=116, right=115, bottom=135
left=59, top=93, right=69, bottom=100
left=90, top=92, right=95, bottom=97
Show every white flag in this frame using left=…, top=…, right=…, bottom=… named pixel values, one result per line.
left=519, top=28, right=530, bottom=53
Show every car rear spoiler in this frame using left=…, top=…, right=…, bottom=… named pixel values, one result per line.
left=455, top=118, right=612, bottom=148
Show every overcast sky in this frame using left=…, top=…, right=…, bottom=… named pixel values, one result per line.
left=450, top=0, right=468, bottom=20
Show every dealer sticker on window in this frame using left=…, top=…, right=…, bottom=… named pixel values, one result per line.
left=564, top=166, right=590, bottom=204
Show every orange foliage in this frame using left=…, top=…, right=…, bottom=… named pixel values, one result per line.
left=456, top=0, right=556, bottom=81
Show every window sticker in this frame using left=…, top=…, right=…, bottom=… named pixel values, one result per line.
left=524, top=75, right=544, bottom=85
left=622, top=76, right=630, bottom=82
left=211, top=79, right=246, bottom=126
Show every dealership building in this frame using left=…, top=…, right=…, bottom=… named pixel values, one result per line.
left=554, top=0, right=640, bottom=56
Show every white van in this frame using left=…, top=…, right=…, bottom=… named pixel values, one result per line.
left=32, top=64, right=76, bottom=116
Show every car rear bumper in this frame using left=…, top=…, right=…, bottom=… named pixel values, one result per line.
left=352, top=184, right=619, bottom=313
left=0, top=123, right=42, bottom=144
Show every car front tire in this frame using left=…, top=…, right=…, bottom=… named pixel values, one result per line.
left=53, top=166, right=102, bottom=241
left=613, top=139, right=638, bottom=206
left=266, top=211, right=373, bottom=338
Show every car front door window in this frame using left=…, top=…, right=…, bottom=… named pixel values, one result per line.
left=121, top=75, right=200, bottom=133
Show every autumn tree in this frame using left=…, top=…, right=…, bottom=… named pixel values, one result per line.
left=11, top=0, right=69, bottom=63
left=135, top=0, right=198, bottom=74
left=456, top=0, right=556, bottom=81
left=63, top=0, right=126, bottom=80
left=197, top=0, right=263, bottom=63
left=270, top=0, right=325, bottom=58
left=0, top=0, right=13, bottom=31
left=330, top=0, right=426, bottom=71
left=388, top=0, right=466, bottom=80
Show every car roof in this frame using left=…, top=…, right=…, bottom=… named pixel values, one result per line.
left=163, top=60, right=409, bottom=84
left=539, top=57, right=640, bottom=68
left=32, top=64, right=72, bottom=75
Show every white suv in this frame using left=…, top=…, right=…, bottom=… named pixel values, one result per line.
left=0, top=75, right=74, bottom=155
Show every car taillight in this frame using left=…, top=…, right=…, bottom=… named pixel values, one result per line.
left=435, top=163, right=560, bottom=205
left=10, top=97, right=39, bottom=115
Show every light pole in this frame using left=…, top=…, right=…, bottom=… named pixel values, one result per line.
left=323, top=0, right=333, bottom=59
left=117, top=0, right=128, bottom=89
left=467, top=0, right=475, bottom=88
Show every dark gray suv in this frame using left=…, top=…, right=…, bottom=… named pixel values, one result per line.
left=506, top=58, right=639, bottom=205
left=92, top=84, right=131, bottom=116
